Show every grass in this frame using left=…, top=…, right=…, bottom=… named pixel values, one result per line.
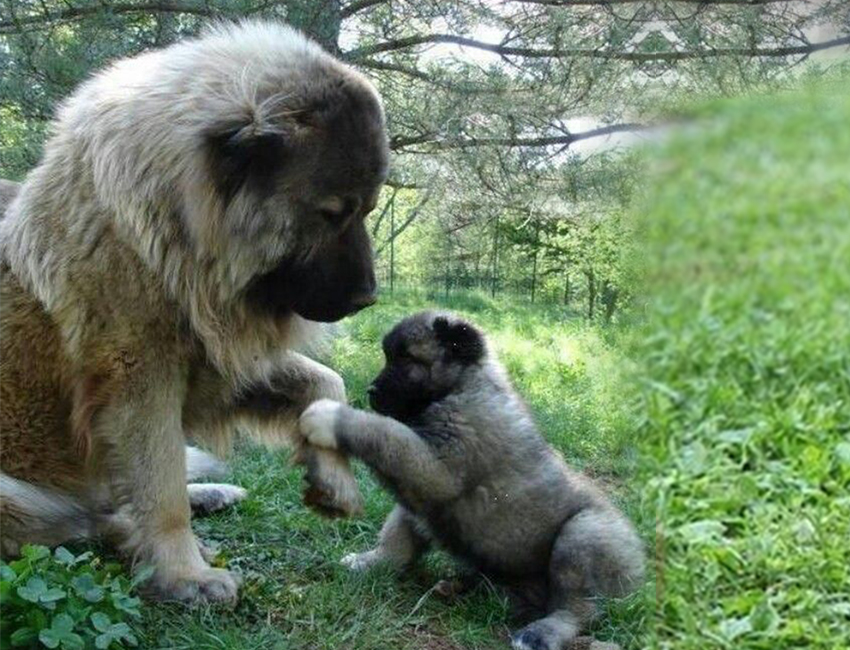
left=137, top=289, right=648, bottom=649
left=638, top=86, right=850, bottom=649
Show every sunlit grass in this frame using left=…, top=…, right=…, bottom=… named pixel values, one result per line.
left=638, top=86, right=850, bottom=650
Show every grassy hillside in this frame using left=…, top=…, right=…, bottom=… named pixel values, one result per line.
left=638, top=86, right=850, bottom=649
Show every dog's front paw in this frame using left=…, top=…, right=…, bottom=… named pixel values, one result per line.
left=299, top=399, right=342, bottom=449
left=152, top=566, right=241, bottom=605
left=133, top=530, right=241, bottom=605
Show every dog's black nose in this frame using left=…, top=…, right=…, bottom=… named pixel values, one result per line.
left=350, top=292, right=377, bottom=311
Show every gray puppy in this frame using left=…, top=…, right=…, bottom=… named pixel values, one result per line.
left=300, top=311, right=645, bottom=650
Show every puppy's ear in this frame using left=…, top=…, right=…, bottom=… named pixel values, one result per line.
left=433, top=317, right=485, bottom=364
left=206, top=124, right=288, bottom=204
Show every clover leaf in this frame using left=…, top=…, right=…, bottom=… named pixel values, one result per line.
left=71, top=574, right=105, bottom=603
left=17, top=576, right=48, bottom=603
left=38, top=613, right=84, bottom=650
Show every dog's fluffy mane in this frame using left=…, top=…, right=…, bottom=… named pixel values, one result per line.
left=0, top=22, right=378, bottom=382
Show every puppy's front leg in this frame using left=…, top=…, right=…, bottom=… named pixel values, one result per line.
left=300, top=400, right=462, bottom=502
left=97, top=367, right=238, bottom=603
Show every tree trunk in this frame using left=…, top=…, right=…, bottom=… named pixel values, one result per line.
left=389, top=197, right=395, bottom=293
left=586, top=268, right=596, bottom=320
left=530, top=219, right=540, bottom=304
left=491, top=213, right=500, bottom=298
left=444, top=239, right=451, bottom=299
left=602, top=281, right=619, bottom=323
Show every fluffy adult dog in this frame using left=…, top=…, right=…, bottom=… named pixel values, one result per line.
left=0, top=21, right=388, bottom=602
left=300, top=312, right=644, bottom=650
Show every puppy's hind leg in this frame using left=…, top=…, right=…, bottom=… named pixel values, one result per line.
left=511, top=508, right=644, bottom=650
left=341, top=505, right=430, bottom=571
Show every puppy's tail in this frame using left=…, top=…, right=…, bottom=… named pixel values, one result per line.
left=0, top=472, right=94, bottom=557
left=185, top=446, right=229, bottom=481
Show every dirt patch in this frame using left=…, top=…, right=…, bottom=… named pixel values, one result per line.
left=411, top=628, right=468, bottom=650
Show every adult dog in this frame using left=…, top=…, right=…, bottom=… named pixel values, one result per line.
left=0, top=21, right=388, bottom=602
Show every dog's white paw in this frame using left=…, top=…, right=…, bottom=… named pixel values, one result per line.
left=188, top=483, right=247, bottom=516
left=152, top=566, right=241, bottom=604
left=299, top=399, right=342, bottom=449
left=340, top=550, right=380, bottom=572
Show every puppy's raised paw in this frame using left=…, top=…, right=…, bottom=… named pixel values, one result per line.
left=299, top=399, right=342, bottom=449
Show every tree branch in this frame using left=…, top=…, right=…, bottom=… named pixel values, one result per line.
left=340, top=0, right=388, bottom=19
left=0, top=1, right=216, bottom=31
left=509, top=0, right=644, bottom=4
left=391, top=123, right=648, bottom=152
left=346, top=33, right=850, bottom=63
left=376, top=193, right=431, bottom=257
left=371, top=187, right=398, bottom=238
left=357, top=59, right=435, bottom=83
left=511, top=0, right=791, bottom=5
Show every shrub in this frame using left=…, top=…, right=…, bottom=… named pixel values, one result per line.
left=0, top=545, right=149, bottom=649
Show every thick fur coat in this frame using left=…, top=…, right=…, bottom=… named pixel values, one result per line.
left=0, top=21, right=388, bottom=602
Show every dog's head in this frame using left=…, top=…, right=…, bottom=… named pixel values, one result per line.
left=368, top=311, right=487, bottom=421
left=80, top=22, right=388, bottom=325
left=197, top=25, right=388, bottom=323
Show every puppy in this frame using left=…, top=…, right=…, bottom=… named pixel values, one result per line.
left=300, top=311, right=645, bottom=650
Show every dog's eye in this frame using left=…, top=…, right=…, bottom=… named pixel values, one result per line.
left=318, top=196, right=357, bottom=226
left=320, top=208, right=347, bottom=225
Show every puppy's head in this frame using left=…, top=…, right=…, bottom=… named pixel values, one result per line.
left=368, top=311, right=486, bottom=421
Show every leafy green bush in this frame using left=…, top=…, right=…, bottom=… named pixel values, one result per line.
left=0, top=545, right=149, bottom=649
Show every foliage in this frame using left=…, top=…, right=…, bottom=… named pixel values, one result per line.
left=636, top=87, right=850, bottom=649
left=2, top=1, right=847, bottom=318
left=0, top=545, right=150, bottom=650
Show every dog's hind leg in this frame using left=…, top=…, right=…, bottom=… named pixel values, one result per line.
left=511, top=508, right=644, bottom=650
left=187, top=483, right=247, bottom=516
left=0, top=472, right=95, bottom=557
left=184, top=447, right=247, bottom=516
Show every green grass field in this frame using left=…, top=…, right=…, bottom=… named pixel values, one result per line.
left=137, top=290, right=648, bottom=649
left=12, top=82, right=845, bottom=650
left=638, top=86, right=850, bottom=649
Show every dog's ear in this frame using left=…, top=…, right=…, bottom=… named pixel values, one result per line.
left=206, top=124, right=289, bottom=204
left=433, top=317, right=485, bottom=364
